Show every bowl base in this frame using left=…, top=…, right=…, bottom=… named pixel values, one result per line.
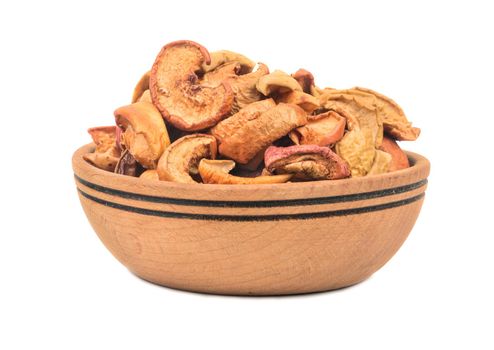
left=132, top=271, right=372, bottom=296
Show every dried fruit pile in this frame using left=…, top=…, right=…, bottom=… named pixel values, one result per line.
left=84, top=40, right=420, bottom=184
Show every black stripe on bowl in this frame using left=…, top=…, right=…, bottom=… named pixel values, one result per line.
left=74, top=175, right=427, bottom=209
left=78, top=188, right=425, bottom=222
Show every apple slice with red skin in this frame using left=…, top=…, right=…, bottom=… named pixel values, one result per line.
left=150, top=40, right=234, bottom=131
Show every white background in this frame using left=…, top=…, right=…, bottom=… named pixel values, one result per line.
left=1, top=0, right=493, bottom=349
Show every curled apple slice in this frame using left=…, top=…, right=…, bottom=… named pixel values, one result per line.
left=198, top=159, right=292, bottom=185
left=139, top=169, right=160, bottom=181
left=137, top=90, right=152, bottom=103
left=276, top=90, right=320, bottom=113
left=202, top=50, right=255, bottom=74
left=115, top=149, right=143, bottom=176
left=367, top=150, right=392, bottom=175
left=210, top=99, right=276, bottom=144
left=83, top=126, right=121, bottom=171
left=335, top=129, right=376, bottom=177
left=228, top=63, right=269, bottom=112
left=379, top=136, right=410, bottom=171
left=219, top=103, right=307, bottom=164
left=150, top=40, right=234, bottom=131
left=256, top=70, right=302, bottom=96
left=289, top=111, right=346, bottom=146
left=203, top=61, right=242, bottom=86
left=114, top=101, right=170, bottom=169
left=319, top=88, right=381, bottom=143
left=131, top=71, right=150, bottom=103
left=354, top=87, right=420, bottom=141
left=157, top=134, right=217, bottom=183
left=320, top=89, right=382, bottom=176
left=264, top=145, right=350, bottom=180
left=292, top=68, right=315, bottom=94
left=202, top=62, right=269, bottom=113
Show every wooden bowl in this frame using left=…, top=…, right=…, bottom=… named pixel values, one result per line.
left=73, top=144, right=430, bottom=295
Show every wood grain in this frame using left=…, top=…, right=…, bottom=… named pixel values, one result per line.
left=73, top=143, right=430, bottom=295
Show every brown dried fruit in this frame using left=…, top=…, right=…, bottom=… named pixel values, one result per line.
left=367, top=150, right=392, bottom=175
left=210, top=99, right=276, bottom=144
left=87, top=126, right=117, bottom=152
left=379, top=136, right=410, bottom=171
left=202, top=61, right=242, bottom=87
left=83, top=126, right=121, bottom=171
left=289, top=111, right=346, bottom=146
left=131, top=71, right=150, bottom=103
left=201, top=62, right=269, bottom=113
left=137, top=90, right=152, bottom=103
left=139, top=169, right=160, bottom=181
left=312, top=86, right=334, bottom=98
left=150, top=40, right=234, bottom=131
left=114, top=101, right=170, bottom=169
left=198, top=159, right=292, bottom=184
left=87, top=40, right=421, bottom=182
left=320, top=89, right=382, bottom=143
left=237, top=146, right=269, bottom=171
left=276, top=90, right=320, bottom=113
left=219, top=103, right=307, bottom=164
left=292, top=68, right=315, bottom=94
left=115, top=149, right=143, bottom=176
left=256, top=70, right=302, bottom=96
left=202, top=50, right=255, bottom=75
left=157, top=134, right=217, bottom=183
left=228, top=63, right=270, bottom=113
left=291, top=69, right=322, bottom=97
left=354, top=87, right=420, bottom=141
left=264, top=145, right=350, bottom=180
left=335, top=129, right=376, bottom=177
left=321, top=89, right=384, bottom=177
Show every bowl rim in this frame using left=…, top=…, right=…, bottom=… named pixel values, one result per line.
left=73, top=143, right=430, bottom=200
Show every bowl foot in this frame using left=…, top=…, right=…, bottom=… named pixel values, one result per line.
left=131, top=271, right=372, bottom=296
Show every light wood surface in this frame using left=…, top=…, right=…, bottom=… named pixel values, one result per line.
left=73, top=143, right=430, bottom=295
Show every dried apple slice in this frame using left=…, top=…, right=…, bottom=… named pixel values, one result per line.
left=210, top=99, right=276, bottom=144
left=131, top=71, right=150, bottom=103
left=367, top=150, right=392, bottom=175
left=256, top=70, right=302, bottom=96
left=115, top=149, right=143, bottom=176
left=291, top=69, right=322, bottom=97
left=114, top=101, right=170, bottom=169
left=203, top=61, right=242, bottom=86
left=321, top=89, right=384, bottom=176
left=276, top=90, right=320, bottom=113
left=289, top=111, right=346, bottom=146
left=335, top=129, right=376, bottom=177
left=199, top=159, right=292, bottom=185
left=157, top=134, right=217, bottom=183
left=137, top=90, right=152, bottom=103
left=379, top=136, right=410, bottom=171
left=264, top=145, right=350, bottom=180
left=354, top=87, right=420, bottom=141
left=219, top=103, right=307, bottom=164
left=292, top=68, right=315, bottom=94
left=320, top=89, right=381, bottom=142
left=150, top=40, right=234, bottom=131
left=202, top=50, right=256, bottom=75
left=203, top=62, right=269, bottom=113
left=87, top=126, right=117, bottom=151
left=314, top=86, right=335, bottom=98
left=139, top=169, right=159, bottom=181
left=237, top=146, right=269, bottom=171
left=83, top=126, right=121, bottom=171
left=227, top=63, right=270, bottom=112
